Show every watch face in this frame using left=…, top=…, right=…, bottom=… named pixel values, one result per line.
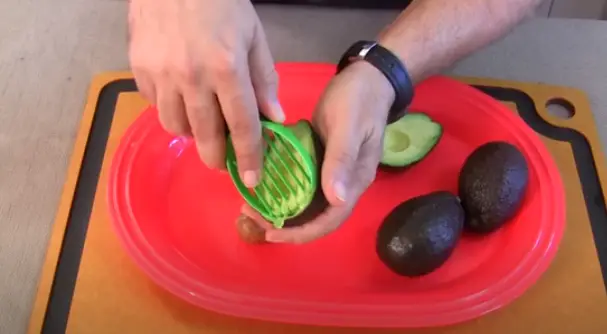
left=250, top=0, right=411, bottom=9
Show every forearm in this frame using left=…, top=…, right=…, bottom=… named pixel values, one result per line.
left=379, top=0, right=543, bottom=83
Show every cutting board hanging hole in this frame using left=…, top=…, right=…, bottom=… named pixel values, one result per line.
left=546, top=98, right=575, bottom=119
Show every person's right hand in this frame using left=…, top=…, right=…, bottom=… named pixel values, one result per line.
left=128, top=0, right=285, bottom=187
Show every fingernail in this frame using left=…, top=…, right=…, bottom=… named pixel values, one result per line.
left=243, top=170, right=259, bottom=188
left=333, top=180, right=347, bottom=202
left=272, top=101, right=286, bottom=123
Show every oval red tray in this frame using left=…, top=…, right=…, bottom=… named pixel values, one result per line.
left=108, top=63, right=565, bottom=328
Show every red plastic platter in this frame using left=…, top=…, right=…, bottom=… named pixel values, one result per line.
left=108, top=63, right=565, bottom=328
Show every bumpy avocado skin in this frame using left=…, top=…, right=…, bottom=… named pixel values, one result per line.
left=376, top=191, right=465, bottom=277
left=458, top=141, right=529, bottom=234
left=282, top=121, right=329, bottom=228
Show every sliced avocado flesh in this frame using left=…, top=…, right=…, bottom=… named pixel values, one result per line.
left=255, top=120, right=318, bottom=228
left=381, top=113, right=442, bottom=168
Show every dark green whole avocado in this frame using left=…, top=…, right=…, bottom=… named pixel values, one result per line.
left=376, top=191, right=465, bottom=277
left=458, top=141, right=529, bottom=234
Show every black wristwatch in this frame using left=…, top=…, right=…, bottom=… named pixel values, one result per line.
left=337, top=40, right=414, bottom=124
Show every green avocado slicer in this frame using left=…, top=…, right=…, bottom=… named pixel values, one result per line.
left=225, top=121, right=318, bottom=228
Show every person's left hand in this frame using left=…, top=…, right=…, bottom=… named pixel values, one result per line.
left=242, top=61, right=396, bottom=244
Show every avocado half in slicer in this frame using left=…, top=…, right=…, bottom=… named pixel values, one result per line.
left=226, top=120, right=328, bottom=229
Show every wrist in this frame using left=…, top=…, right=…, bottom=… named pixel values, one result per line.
left=337, top=40, right=414, bottom=123
left=351, top=61, right=395, bottom=108
left=377, top=35, right=421, bottom=85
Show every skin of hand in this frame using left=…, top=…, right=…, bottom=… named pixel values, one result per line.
left=242, top=0, right=543, bottom=244
left=376, top=0, right=545, bottom=84
left=243, top=61, right=395, bottom=244
left=128, top=0, right=285, bottom=187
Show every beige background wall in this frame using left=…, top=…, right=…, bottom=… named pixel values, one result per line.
left=111, top=0, right=607, bottom=20
left=537, top=0, right=607, bottom=19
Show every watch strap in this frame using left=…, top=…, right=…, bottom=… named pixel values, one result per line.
left=337, top=40, right=414, bottom=124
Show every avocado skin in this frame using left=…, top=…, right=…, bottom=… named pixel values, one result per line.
left=458, top=141, right=529, bottom=234
left=282, top=121, right=329, bottom=228
left=376, top=191, right=465, bottom=277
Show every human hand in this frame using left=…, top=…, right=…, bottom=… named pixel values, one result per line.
left=243, top=61, right=396, bottom=244
left=128, top=0, right=284, bottom=187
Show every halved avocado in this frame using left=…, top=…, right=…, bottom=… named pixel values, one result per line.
left=380, top=113, right=442, bottom=169
left=255, top=120, right=328, bottom=228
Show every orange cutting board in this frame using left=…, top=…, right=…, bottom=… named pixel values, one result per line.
left=28, top=72, right=607, bottom=334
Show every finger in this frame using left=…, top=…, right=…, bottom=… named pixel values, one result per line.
left=264, top=151, right=376, bottom=245
left=132, top=68, right=157, bottom=104
left=240, top=204, right=275, bottom=231
left=182, top=87, right=226, bottom=170
left=352, top=137, right=383, bottom=194
left=215, top=60, right=263, bottom=188
left=319, top=120, right=361, bottom=206
left=249, top=20, right=285, bottom=123
left=264, top=204, right=352, bottom=244
left=156, top=84, right=191, bottom=136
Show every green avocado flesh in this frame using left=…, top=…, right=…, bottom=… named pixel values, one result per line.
left=458, top=141, right=529, bottom=233
left=376, top=191, right=465, bottom=277
left=255, top=120, right=319, bottom=228
left=381, top=113, right=442, bottom=168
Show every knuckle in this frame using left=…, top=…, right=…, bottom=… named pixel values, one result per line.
left=232, top=134, right=261, bottom=168
left=229, top=117, right=257, bottom=140
left=208, top=53, right=239, bottom=79
left=332, top=150, right=357, bottom=166
left=139, top=90, right=155, bottom=103
left=234, top=141, right=260, bottom=165
left=175, top=64, right=202, bottom=86
left=196, top=139, right=225, bottom=170
left=158, top=115, right=189, bottom=136
left=192, top=117, right=223, bottom=143
left=133, top=79, right=155, bottom=102
left=129, top=52, right=163, bottom=75
left=181, top=53, right=207, bottom=85
left=195, top=128, right=222, bottom=144
left=259, top=67, right=279, bottom=87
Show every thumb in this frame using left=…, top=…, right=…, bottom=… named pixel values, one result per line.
left=321, top=128, right=360, bottom=206
left=249, top=20, right=285, bottom=123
